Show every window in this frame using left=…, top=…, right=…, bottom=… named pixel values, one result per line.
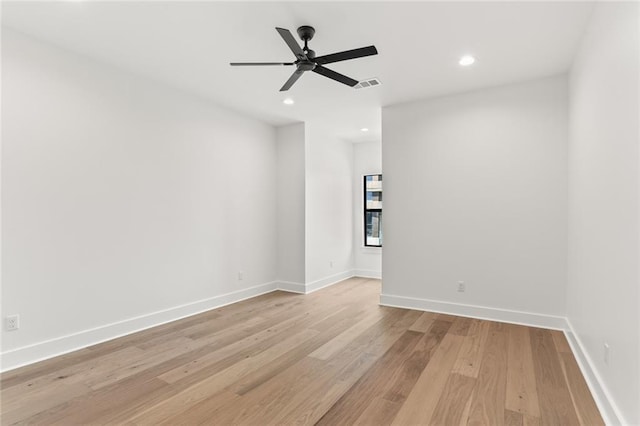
left=364, top=174, right=382, bottom=247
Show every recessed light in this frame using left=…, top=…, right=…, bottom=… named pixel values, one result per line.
left=459, top=55, right=476, bottom=66
left=361, top=128, right=369, bottom=132
left=283, top=98, right=294, bottom=105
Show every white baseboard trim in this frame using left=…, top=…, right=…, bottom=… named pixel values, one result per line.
left=379, top=293, right=567, bottom=330
left=0, top=281, right=278, bottom=373
left=275, top=281, right=306, bottom=294
left=564, top=320, right=626, bottom=426
left=353, top=269, right=382, bottom=279
left=304, top=270, right=355, bottom=294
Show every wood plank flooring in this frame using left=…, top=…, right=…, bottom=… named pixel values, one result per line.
left=0, top=278, right=604, bottom=425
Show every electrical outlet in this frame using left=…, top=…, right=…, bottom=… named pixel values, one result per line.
left=6, top=315, right=19, bottom=331
left=604, top=343, right=610, bottom=366
left=238, top=271, right=244, bottom=281
left=457, top=281, right=466, bottom=292
left=329, top=261, right=334, bottom=268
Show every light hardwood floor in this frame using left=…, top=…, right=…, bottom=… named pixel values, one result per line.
left=1, top=277, right=603, bottom=425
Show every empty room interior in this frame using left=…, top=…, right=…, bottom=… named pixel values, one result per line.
left=1, top=1, right=639, bottom=425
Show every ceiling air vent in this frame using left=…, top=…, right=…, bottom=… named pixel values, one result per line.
left=354, top=77, right=382, bottom=89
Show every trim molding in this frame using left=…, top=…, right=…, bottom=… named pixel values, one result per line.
left=353, top=269, right=381, bottom=279
left=379, top=293, right=567, bottom=330
left=304, top=270, right=355, bottom=294
left=564, top=320, right=625, bottom=426
left=275, top=281, right=306, bottom=294
left=0, top=281, right=278, bottom=373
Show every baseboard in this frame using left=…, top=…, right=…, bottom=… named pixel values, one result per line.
left=275, top=281, right=306, bottom=294
left=0, top=281, right=278, bottom=373
left=379, top=293, right=567, bottom=330
left=304, top=270, right=355, bottom=294
left=564, top=319, right=626, bottom=426
left=353, top=269, right=381, bottom=279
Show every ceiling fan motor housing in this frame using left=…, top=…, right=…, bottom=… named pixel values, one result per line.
left=297, top=61, right=316, bottom=71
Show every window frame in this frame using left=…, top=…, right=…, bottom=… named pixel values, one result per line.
left=363, top=174, right=382, bottom=248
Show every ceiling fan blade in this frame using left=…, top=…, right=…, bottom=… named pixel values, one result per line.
left=230, top=62, right=294, bottom=66
left=276, top=27, right=307, bottom=60
left=312, top=65, right=358, bottom=87
left=280, top=70, right=304, bottom=91
left=314, top=46, right=378, bottom=65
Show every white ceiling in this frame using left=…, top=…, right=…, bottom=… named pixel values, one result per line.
left=2, top=1, right=594, bottom=142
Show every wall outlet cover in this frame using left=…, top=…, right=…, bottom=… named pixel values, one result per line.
left=6, top=315, right=20, bottom=331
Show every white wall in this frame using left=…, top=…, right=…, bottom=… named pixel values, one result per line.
left=381, top=76, right=568, bottom=323
left=304, top=121, right=354, bottom=289
left=276, top=123, right=305, bottom=287
left=352, top=142, right=382, bottom=278
left=567, top=3, right=639, bottom=424
left=1, top=30, right=278, bottom=369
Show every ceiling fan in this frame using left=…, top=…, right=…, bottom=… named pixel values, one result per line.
left=230, top=26, right=378, bottom=92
